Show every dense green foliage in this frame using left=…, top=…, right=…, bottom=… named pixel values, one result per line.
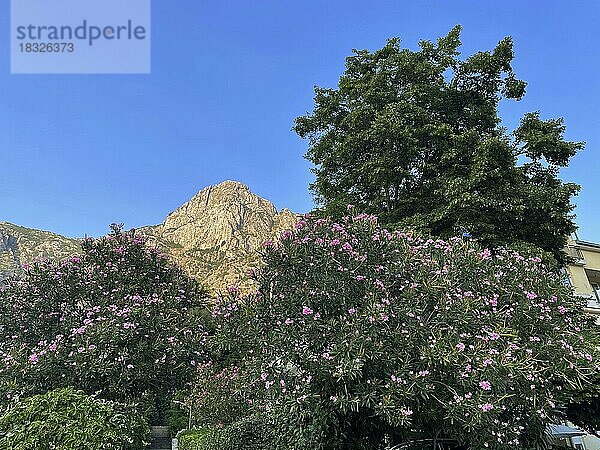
left=205, top=214, right=597, bottom=449
left=294, top=26, right=583, bottom=264
left=0, top=225, right=210, bottom=423
left=0, top=387, right=149, bottom=450
left=178, top=429, right=213, bottom=450
left=565, top=383, right=600, bottom=438
left=178, top=417, right=269, bottom=450
left=191, top=363, right=248, bottom=428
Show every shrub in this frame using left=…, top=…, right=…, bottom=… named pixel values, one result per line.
left=212, top=415, right=271, bottom=450
left=178, top=416, right=269, bottom=450
left=178, top=428, right=214, bottom=450
left=0, top=225, right=210, bottom=423
left=211, top=213, right=598, bottom=450
left=0, top=387, right=149, bottom=450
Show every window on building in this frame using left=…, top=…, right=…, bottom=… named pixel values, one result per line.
left=561, top=268, right=573, bottom=287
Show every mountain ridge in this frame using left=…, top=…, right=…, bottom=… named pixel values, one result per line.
left=0, top=181, right=298, bottom=292
left=0, top=222, right=81, bottom=279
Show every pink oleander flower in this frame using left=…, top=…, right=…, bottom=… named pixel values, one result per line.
left=331, top=223, right=344, bottom=233
left=480, top=403, right=494, bottom=412
left=479, top=381, right=492, bottom=390
left=72, top=326, right=86, bottom=335
left=456, top=342, right=465, bottom=351
left=399, top=407, right=413, bottom=416
left=478, top=249, right=492, bottom=259
left=302, top=306, right=313, bottom=315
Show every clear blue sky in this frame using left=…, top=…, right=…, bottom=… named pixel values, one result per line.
left=1, top=1, right=599, bottom=240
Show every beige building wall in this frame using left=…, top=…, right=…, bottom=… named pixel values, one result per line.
left=566, top=236, right=600, bottom=315
left=565, top=236, right=600, bottom=450
left=567, top=264, right=594, bottom=296
left=583, top=434, right=600, bottom=450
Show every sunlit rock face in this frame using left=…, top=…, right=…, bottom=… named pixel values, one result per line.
left=140, top=181, right=298, bottom=293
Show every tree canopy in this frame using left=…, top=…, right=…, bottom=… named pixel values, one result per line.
left=294, top=26, right=583, bottom=264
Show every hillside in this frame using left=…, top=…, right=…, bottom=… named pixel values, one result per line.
left=0, top=222, right=81, bottom=279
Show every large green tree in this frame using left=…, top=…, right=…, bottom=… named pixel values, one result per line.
left=294, top=26, right=583, bottom=264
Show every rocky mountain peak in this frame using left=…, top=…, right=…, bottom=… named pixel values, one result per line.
left=159, top=181, right=295, bottom=251
left=183, top=180, right=263, bottom=208
left=143, top=181, right=298, bottom=292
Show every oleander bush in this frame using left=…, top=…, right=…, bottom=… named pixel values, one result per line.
left=190, top=363, right=249, bottom=429
left=0, top=225, right=210, bottom=423
left=206, top=213, right=598, bottom=450
left=0, top=387, right=149, bottom=450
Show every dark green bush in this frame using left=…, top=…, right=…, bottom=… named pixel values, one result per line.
left=178, top=428, right=213, bottom=450
left=215, top=415, right=271, bottom=450
left=0, top=387, right=149, bottom=449
left=178, top=416, right=270, bottom=450
left=167, top=405, right=190, bottom=435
